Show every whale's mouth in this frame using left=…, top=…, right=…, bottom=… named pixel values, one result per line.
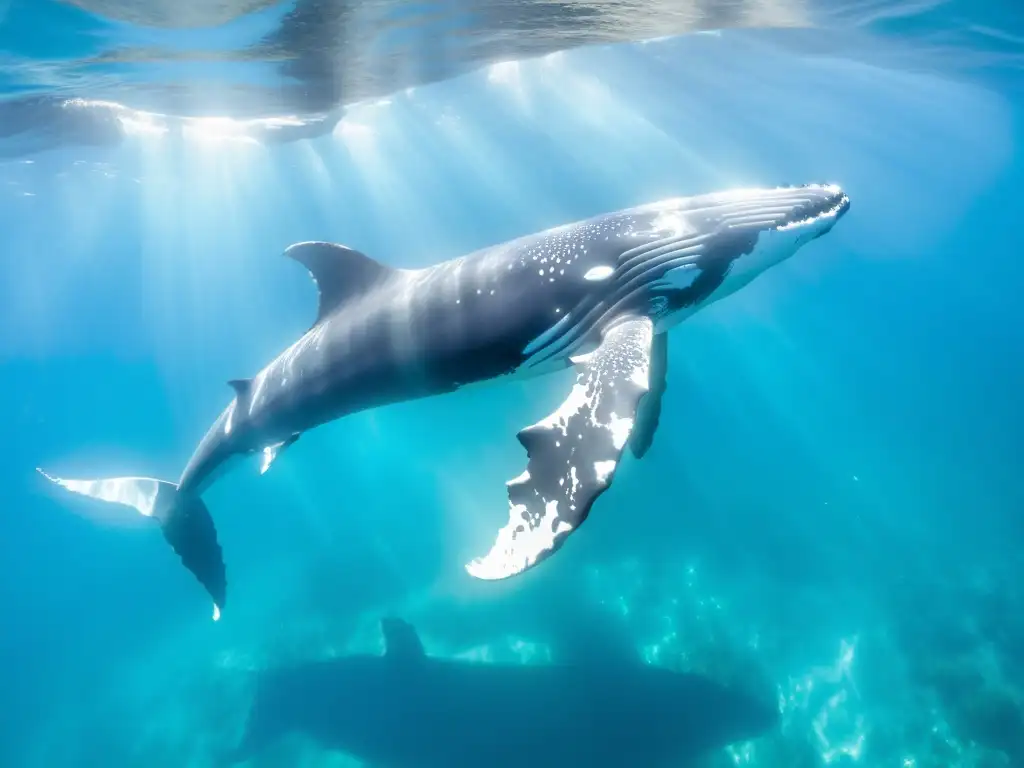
left=776, top=184, right=850, bottom=231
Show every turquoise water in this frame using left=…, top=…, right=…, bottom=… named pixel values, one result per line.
left=2, top=1, right=1024, bottom=766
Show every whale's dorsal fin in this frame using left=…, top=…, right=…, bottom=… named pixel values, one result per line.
left=381, top=617, right=425, bottom=660
left=285, top=241, right=393, bottom=326
left=228, top=378, right=253, bottom=411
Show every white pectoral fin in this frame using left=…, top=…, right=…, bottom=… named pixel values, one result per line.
left=466, top=316, right=655, bottom=580
left=259, top=433, right=300, bottom=475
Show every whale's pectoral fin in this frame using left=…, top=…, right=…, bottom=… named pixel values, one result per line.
left=227, top=378, right=253, bottom=411
left=285, top=241, right=395, bottom=326
left=36, top=470, right=227, bottom=619
left=259, top=433, right=299, bottom=475
left=466, top=316, right=655, bottom=580
left=630, top=332, right=667, bottom=459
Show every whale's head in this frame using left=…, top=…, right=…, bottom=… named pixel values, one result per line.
left=619, top=184, right=850, bottom=332
left=518, top=184, right=848, bottom=370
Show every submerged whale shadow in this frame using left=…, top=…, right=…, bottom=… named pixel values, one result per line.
left=224, top=617, right=778, bottom=767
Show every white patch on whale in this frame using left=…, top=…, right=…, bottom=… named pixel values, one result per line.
left=593, top=460, right=615, bottom=485
left=606, top=414, right=633, bottom=450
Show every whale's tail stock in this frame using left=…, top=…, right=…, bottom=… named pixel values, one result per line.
left=35, top=469, right=227, bottom=619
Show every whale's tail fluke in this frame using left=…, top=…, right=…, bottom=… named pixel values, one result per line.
left=36, top=469, right=226, bottom=619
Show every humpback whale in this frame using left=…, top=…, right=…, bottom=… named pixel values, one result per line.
left=38, top=184, right=850, bottom=617
left=223, top=617, right=778, bottom=766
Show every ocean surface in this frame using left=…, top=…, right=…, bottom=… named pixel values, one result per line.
left=2, top=0, right=1024, bottom=766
